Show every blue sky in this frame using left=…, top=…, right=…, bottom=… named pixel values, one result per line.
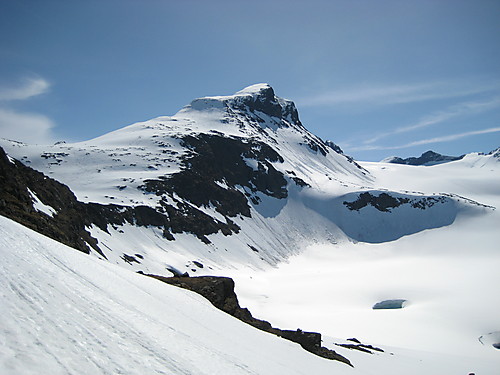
left=0, top=0, right=499, bottom=161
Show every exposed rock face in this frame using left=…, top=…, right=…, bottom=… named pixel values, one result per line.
left=232, top=84, right=299, bottom=124
left=336, top=341, right=384, bottom=354
left=147, top=274, right=352, bottom=366
left=0, top=147, right=101, bottom=255
left=383, top=150, right=464, bottom=166
left=329, top=189, right=488, bottom=243
left=184, top=83, right=350, bottom=160
left=0, top=147, right=242, bottom=254
left=141, top=134, right=288, bottom=218
left=344, top=192, right=410, bottom=212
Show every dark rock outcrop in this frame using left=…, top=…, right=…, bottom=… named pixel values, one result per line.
left=137, top=133, right=290, bottom=241
left=487, top=147, right=500, bottom=158
left=343, top=191, right=448, bottom=212
left=336, top=342, right=384, bottom=354
left=343, top=192, right=410, bottom=212
left=0, top=147, right=102, bottom=255
left=140, top=134, right=288, bottom=217
left=146, top=274, right=352, bottom=366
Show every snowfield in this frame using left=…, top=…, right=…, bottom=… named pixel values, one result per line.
left=225, top=155, right=500, bottom=374
left=1, top=84, right=499, bottom=373
left=2, top=211, right=498, bottom=374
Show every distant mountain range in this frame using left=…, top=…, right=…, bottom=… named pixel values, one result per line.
left=382, top=150, right=465, bottom=165
left=382, top=148, right=499, bottom=166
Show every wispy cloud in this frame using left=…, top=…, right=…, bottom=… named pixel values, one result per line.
left=349, top=126, right=500, bottom=151
left=299, top=81, right=499, bottom=108
left=0, top=108, right=55, bottom=144
left=364, top=96, right=500, bottom=144
left=0, top=77, right=50, bottom=101
left=0, top=76, right=55, bottom=144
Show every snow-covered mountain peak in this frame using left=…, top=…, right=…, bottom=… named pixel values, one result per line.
left=187, top=83, right=276, bottom=105
left=177, top=83, right=301, bottom=130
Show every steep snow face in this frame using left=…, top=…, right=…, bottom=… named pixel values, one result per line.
left=304, top=190, right=485, bottom=243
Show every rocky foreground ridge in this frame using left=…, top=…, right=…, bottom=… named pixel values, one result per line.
left=146, top=273, right=362, bottom=365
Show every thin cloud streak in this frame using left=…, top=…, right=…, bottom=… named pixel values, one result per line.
left=0, top=77, right=50, bottom=101
left=299, top=81, right=500, bottom=108
left=364, top=96, right=500, bottom=144
left=348, top=127, right=500, bottom=152
left=0, top=108, right=55, bottom=144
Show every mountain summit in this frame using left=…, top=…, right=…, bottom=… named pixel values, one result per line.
left=184, top=83, right=302, bottom=128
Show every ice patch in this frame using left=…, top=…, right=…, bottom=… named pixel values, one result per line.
left=372, top=299, right=408, bottom=310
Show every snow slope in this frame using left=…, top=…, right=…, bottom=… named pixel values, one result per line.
left=4, top=213, right=497, bottom=375
left=3, top=205, right=498, bottom=374
left=1, top=215, right=355, bottom=375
